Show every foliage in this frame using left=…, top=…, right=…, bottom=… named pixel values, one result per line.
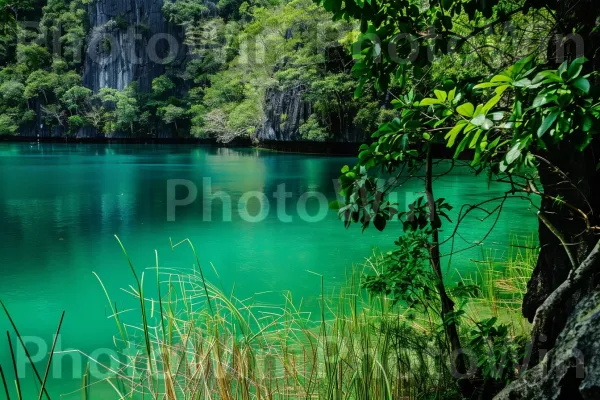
left=158, top=104, right=186, bottom=128
left=0, top=0, right=88, bottom=136
left=317, top=0, right=600, bottom=394
left=73, top=240, right=533, bottom=399
left=99, top=86, right=140, bottom=135
left=0, top=115, right=18, bottom=135
left=299, top=114, right=329, bottom=141
left=163, top=0, right=209, bottom=24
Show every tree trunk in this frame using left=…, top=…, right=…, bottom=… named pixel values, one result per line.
left=524, top=144, right=600, bottom=364
left=425, top=148, right=473, bottom=395
left=522, top=0, right=600, bottom=366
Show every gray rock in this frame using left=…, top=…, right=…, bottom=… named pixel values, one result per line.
left=494, top=286, right=600, bottom=399
left=83, top=0, right=185, bottom=94
left=257, top=85, right=312, bottom=141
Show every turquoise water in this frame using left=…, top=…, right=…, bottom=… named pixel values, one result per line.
left=0, top=143, right=537, bottom=398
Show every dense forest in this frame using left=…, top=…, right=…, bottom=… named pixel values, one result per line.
left=1, top=0, right=600, bottom=399
left=0, top=0, right=395, bottom=141
left=0, top=0, right=558, bottom=142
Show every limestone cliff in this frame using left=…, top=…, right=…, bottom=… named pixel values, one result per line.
left=258, top=85, right=312, bottom=141
left=83, top=0, right=184, bottom=94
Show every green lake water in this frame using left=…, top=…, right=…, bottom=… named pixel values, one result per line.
left=0, top=143, right=537, bottom=398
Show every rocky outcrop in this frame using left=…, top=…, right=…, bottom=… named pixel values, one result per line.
left=494, top=285, right=600, bottom=399
left=257, top=85, right=312, bottom=141
left=257, top=44, right=368, bottom=143
left=83, top=0, right=185, bottom=93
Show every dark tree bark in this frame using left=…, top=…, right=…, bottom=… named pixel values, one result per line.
left=425, top=148, right=474, bottom=396
left=523, top=0, right=600, bottom=365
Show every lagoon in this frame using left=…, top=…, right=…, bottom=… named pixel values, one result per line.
left=0, top=143, right=536, bottom=397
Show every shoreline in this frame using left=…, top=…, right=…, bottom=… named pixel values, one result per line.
left=0, top=136, right=471, bottom=159
left=0, top=136, right=363, bottom=156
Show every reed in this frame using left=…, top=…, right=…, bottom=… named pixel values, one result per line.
left=84, top=236, right=536, bottom=399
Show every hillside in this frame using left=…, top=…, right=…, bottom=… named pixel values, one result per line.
left=0, top=0, right=391, bottom=142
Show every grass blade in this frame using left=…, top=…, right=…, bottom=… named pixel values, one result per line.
left=6, top=332, right=22, bottom=400
left=0, top=364, right=11, bottom=400
left=37, top=311, right=65, bottom=400
left=0, top=301, right=51, bottom=400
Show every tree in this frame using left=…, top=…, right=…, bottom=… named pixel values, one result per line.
left=152, top=75, right=175, bottom=96
left=0, top=0, right=38, bottom=20
left=41, top=103, right=66, bottom=129
left=24, top=69, right=58, bottom=102
left=320, top=0, right=600, bottom=394
left=0, top=114, right=18, bottom=135
left=16, top=44, right=50, bottom=71
left=163, top=0, right=209, bottom=25
left=61, top=86, right=92, bottom=113
left=99, top=86, right=140, bottom=135
left=0, top=80, right=25, bottom=105
left=84, top=105, right=107, bottom=132
left=299, top=114, right=328, bottom=141
left=158, top=104, right=186, bottom=130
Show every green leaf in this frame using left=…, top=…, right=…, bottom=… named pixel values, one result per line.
left=532, top=93, right=554, bottom=108
left=491, top=74, right=511, bottom=83
left=512, top=78, right=531, bottom=88
left=444, top=120, right=467, bottom=147
left=473, top=82, right=501, bottom=89
left=558, top=60, right=568, bottom=78
left=537, top=110, right=560, bottom=137
left=505, top=143, right=521, bottom=165
left=434, top=89, right=447, bottom=102
left=533, top=70, right=561, bottom=84
left=567, top=57, right=586, bottom=80
left=448, top=88, right=456, bottom=102
left=419, top=98, right=443, bottom=106
left=354, top=80, right=365, bottom=98
left=582, top=115, right=593, bottom=132
left=572, top=77, right=590, bottom=94
left=456, top=102, right=474, bottom=117
left=495, top=85, right=509, bottom=95
left=469, top=129, right=482, bottom=148
left=482, top=94, right=502, bottom=113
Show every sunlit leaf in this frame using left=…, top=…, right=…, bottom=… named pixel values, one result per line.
left=456, top=102, right=474, bottom=117
left=444, top=120, right=467, bottom=147
left=537, top=110, right=560, bottom=137
left=434, top=90, right=447, bottom=102
left=506, top=143, right=521, bottom=164
left=420, top=98, right=443, bottom=106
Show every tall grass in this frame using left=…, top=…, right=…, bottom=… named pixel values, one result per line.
left=85, top=236, right=536, bottom=399
left=458, top=235, right=537, bottom=334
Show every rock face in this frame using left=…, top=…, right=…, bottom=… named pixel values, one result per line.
left=257, top=85, right=312, bottom=141
left=495, top=286, right=600, bottom=400
left=257, top=45, right=368, bottom=143
left=83, top=0, right=184, bottom=93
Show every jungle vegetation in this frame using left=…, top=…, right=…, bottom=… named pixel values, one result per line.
left=0, top=0, right=599, bottom=398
